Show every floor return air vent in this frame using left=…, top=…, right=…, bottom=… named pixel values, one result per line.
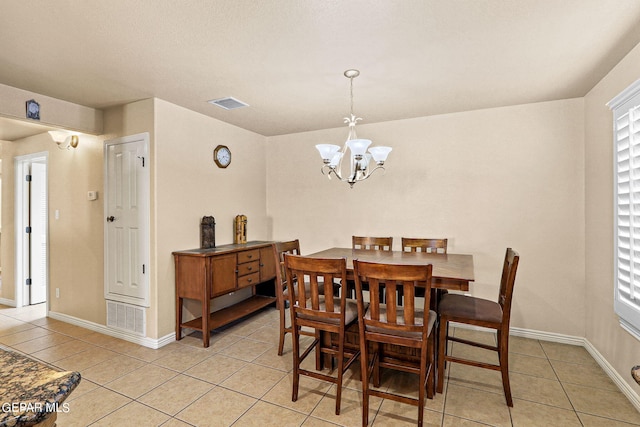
left=106, top=300, right=145, bottom=335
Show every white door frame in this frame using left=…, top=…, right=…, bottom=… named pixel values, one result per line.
left=14, top=152, right=49, bottom=308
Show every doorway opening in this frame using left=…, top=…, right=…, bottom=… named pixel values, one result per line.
left=15, top=152, right=48, bottom=308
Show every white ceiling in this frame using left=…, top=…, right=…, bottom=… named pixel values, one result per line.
left=1, top=0, right=640, bottom=140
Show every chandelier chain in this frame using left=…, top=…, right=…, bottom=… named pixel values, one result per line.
left=350, top=76, right=355, bottom=117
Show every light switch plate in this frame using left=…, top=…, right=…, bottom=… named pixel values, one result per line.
left=88, top=191, right=98, bottom=201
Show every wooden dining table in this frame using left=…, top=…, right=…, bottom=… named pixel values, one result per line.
left=306, top=247, right=475, bottom=291
left=305, top=247, right=475, bottom=371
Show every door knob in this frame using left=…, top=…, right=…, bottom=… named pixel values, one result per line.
left=106, top=216, right=115, bottom=222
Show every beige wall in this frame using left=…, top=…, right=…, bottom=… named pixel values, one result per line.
left=585, top=42, right=640, bottom=393
left=0, top=139, right=11, bottom=301
left=0, top=132, right=105, bottom=323
left=266, top=99, right=586, bottom=336
left=153, top=99, right=269, bottom=338
left=0, top=83, right=103, bottom=135
left=2, top=97, right=269, bottom=341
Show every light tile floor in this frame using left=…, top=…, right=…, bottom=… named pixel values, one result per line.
left=1, top=303, right=639, bottom=426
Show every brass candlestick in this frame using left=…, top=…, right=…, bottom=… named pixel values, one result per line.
left=234, top=214, right=247, bottom=244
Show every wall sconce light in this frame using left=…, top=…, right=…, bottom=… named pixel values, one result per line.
left=48, top=131, right=79, bottom=150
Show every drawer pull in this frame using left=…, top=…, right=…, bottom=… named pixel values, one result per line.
left=247, top=267, right=253, bottom=271
left=247, top=255, right=253, bottom=259
left=248, top=278, right=253, bottom=283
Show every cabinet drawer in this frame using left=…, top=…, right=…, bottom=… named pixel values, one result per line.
left=238, top=272, right=260, bottom=288
left=238, top=249, right=260, bottom=264
left=237, top=260, right=259, bottom=276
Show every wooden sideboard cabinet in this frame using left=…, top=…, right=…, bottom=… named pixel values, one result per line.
left=173, top=241, right=276, bottom=347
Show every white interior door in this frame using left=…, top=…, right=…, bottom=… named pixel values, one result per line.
left=14, top=152, right=48, bottom=307
left=29, top=162, right=47, bottom=305
left=104, top=133, right=149, bottom=307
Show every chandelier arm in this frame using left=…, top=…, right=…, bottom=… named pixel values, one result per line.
left=360, top=165, right=386, bottom=181
left=321, top=165, right=348, bottom=182
left=332, top=169, right=347, bottom=181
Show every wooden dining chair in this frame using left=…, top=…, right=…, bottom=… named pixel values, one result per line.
left=353, top=260, right=436, bottom=427
left=273, top=240, right=340, bottom=357
left=352, top=236, right=393, bottom=251
left=349, top=236, right=393, bottom=298
left=272, top=240, right=307, bottom=356
left=401, top=238, right=448, bottom=254
left=437, top=248, right=520, bottom=406
left=401, top=238, right=448, bottom=304
left=284, top=254, right=360, bottom=415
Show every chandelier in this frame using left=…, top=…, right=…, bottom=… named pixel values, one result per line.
left=315, top=69, right=392, bottom=188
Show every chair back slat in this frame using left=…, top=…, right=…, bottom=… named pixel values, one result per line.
left=385, top=282, right=397, bottom=323
left=403, top=282, right=415, bottom=325
left=368, top=278, right=381, bottom=320
left=401, top=238, right=448, bottom=254
left=352, top=236, right=393, bottom=251
left=321, top=274, right=334, bottom=312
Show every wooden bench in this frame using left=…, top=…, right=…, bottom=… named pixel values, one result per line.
left=0, top=347, right=81, bottom=427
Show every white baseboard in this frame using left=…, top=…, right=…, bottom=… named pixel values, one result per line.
left=510, top=326, right=585, bottom=346
left=0, top=298, right=16, bottom=307
left=582, top=338, right=640, bottom=412
left=511, top=326, right=640, bottom=412
left=451, top=323, right=640, bottom=412
left=48, top=311, right=175, bottom=349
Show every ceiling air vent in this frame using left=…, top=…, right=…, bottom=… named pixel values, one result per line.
left=207, top=97, right=249, bottom=110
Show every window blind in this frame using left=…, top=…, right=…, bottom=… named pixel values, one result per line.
left=611, top=79, right=640, bottom=340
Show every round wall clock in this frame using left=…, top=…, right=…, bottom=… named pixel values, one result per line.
left=213, top=145, right=231, bottom=168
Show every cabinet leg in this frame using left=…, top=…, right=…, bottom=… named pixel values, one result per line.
left=202, top=297, right=210, bottom=348
left=176, top=296, right=183, bottom=341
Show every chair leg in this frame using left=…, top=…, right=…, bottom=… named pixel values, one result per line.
left=418, top=342, right=427, bottom=427
left=427, top=330, right=435, bottom=399
left=315, top=329, right=322, bottom=371
left=291, top=325, right=300, bottom=402
left=498, top=329, right=513, bottom=406
left=278, top=306, right=287, bottom=356
left=335, top=331, right=345, bottom=415
left=437, top=317, right=447, bottom=393
left=360, top=332, right=370, bottom=426
left=372, top=342, right=381, bottom=388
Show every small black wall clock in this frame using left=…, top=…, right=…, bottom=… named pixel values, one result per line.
left=26, top=99, right=40, bottom=120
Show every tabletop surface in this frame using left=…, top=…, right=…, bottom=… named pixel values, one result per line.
left=306, top=247, right=475, bottom=283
